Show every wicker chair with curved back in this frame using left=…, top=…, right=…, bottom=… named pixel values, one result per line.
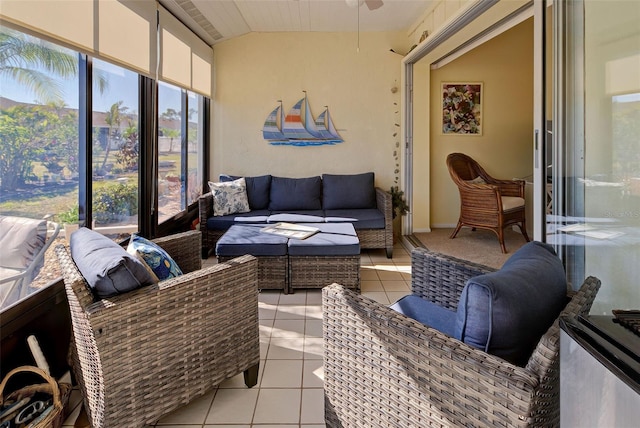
left=446, top=152, right=530, bottom=253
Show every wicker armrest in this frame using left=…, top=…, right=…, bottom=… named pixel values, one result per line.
left=492, top=179, right=526, bottom=198
left=410, top=248, right=495, bottom=310
left=323, top=284, right=539, bottom=427
left=198, top=192, right=213, bottom=232
left=374, top=187, right=392, bottom=220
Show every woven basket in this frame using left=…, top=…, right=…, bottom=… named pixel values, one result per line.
left=0, top=366, right=71, bottom=428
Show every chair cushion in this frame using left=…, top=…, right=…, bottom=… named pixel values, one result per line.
left=220, top=174, right=272, bottom=210
left=324, top=209, right=385, bottom=229
left=71, top=228, right=155, bottom=299
left=502, top=196, right=525, bottom=211
left=209, top=178, right=251, bottom=216
left=269, top=176, right=322, bottom=211
left=322, top=172, right=376, bottom=210
left=0, top=216, right=47, bottom=270
left=390, top=295, right=457, bottom=338
left=127, top=234, right=183, bottom=281
left=455, top=241, right=567, bottom=366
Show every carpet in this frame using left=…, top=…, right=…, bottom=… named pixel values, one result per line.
left=413, top=228, right=528, bottom=269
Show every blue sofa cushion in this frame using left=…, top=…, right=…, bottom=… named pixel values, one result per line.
left=390, top=295, right=457, bottom=338
left=287, top=223, right=359, bottom=256
left=207, top=210, right=271, bottom=230
left=456, top=241, right=568, bottom=366
left=220, top=174, right=272, bottom=210
left=70, top=227, right=155, bottom=299
left=322, top=172, right=376, bottom=210
left=215, top=225, right=288, bottom=257
left=324, top=209, right=385, bottom=229
left=269, top=176, right=322, bottom=211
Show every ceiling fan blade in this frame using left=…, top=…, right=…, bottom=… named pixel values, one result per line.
left=365, top=0, right=384, bottom=11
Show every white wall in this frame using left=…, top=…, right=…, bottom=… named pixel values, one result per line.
left=211, top=31, right=406, bottom=189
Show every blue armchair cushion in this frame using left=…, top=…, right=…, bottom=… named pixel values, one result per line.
left=456, top=241, right=568, bottom=366
left=269, top=176, right=322, bottom=211
left=220, top=174, right=272, bottom=210
left=71, top=227, right=155, bottom=299
left=322, top=172, right=376, bottom=209
left=390, top=295, right=457, bottom=337
left=127, top=234, right=183, bottom=281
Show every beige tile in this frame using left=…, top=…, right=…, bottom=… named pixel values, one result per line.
left=306, top=289, right=323, bottom=304
left=382, top=280, right=410, bottom=291
left=305, top=319, right=323, bottom=337
left=386, top=291, right=411, bottom=303
left=218, top=363, right=263, bottom=389
left=360, top=267, right=380, bottom=280
left=259, top=290, right=281, bottom=304
left=301, top=388, right=326, bottom=424
left=259, top=302, right=277, bottom=320
left=304, top=337, right=324, bottom=360
left=253, top=389, right=301, bottom=424
left=376, top=270, right=405, bottom=281
left=360, top=279, right=384, bottom=292
left=301, top=425, right=328, bottom=428
left=279, top=291, right=307, bottom=305
left=204, top=425, right=250, bottom=428
left=157, top=390, right=215, bottom=424
left=260, top=359, right=303, bottom=388
left=305, top=304, right=323, bottom=320
left=259, top=318, right=275, bottom=339
left=158, top=425, right=201, bottom=428
left=205, top=388, right=258, bottom=424
left=267, top=337, right=305, bottom=359
left=361, top=291, right=390, bottom=305
left=276, top=304, right=307, bottom=319
left=272, top=319, right=306, bottom=338
left=260, top=338, right=270, bottom=359
left=303, top=359, right=324, bottom=388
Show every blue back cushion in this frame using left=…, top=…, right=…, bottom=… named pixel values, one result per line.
left=220, top=174, right=272, bottom=210
left=269, top=176, right=322, bottom=211
left=455, top=241, right=568, bottom=366
left=70, top=227, right=155, bottom=299
left=322, top=172, right=376, bottom=209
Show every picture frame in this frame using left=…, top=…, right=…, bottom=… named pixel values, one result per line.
left=441, top=82, right=483, bottom=135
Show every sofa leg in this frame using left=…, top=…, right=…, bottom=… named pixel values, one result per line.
left=244, top=363, right=259, bottom=388
left=386, top=248, right=393, bottom=259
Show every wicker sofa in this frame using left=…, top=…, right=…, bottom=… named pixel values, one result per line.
left=199, top=172, right=393, bottom=259
left=323, top=245, right=601, bottom=427
left=55, top=230, right=260, bottom=428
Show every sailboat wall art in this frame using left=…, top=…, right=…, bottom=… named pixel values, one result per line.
left=263, top=92, right=343, bottom=146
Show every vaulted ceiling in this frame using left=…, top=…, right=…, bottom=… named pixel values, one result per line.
left=158, top=0, right=433, bottom=46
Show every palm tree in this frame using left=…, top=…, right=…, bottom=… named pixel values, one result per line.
left=101, top=101, right=127, bottom=171
left=0, top=27, right=108, bottom=102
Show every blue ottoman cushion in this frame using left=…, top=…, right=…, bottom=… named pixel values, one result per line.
left=322, top=172, right=376, bottom=210
left=287, top=223, right=359, bottom=256
left=390, top=295, right=457, bottom=338
left=456, top=241, right=568, bottom=366
left=207, top=210, right=271, bottom=230
left=216, top=225, right=288, bottom=257
left=269, top=176, right=322, bottom=211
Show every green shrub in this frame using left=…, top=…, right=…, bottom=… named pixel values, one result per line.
left=57, top=205, right=79, bottom=224
left=94, top=182, right=138, bottom=223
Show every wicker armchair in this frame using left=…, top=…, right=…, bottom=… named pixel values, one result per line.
left=55, top=231, right=260, bottom=428
left=323, top=248, right=601, bottom=428
left=446, top=152, right=530, bottom=253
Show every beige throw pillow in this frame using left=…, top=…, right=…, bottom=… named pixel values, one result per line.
left=208, top=177, right=251, bottom=216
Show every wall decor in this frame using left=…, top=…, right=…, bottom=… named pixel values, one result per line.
left=441, top=82, right=483, bottom=135
left=263, top=92, right=343, bottom=146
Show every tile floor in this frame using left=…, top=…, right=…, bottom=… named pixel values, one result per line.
left=62, top=244, right=412, bottom=427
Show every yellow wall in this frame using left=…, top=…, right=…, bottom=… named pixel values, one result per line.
left=428, top=18, right=534, bottom=227
left=211, top=31, right=406, bottom=188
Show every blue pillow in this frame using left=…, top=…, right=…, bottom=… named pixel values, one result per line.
left=322, top=172, right=376, bottom=209
left=455, top=241, right=568, bottom=366
left=269, top=176, right=322, bottom=211
left=70, top=227, right=155, bottom=299
left=127, top=234, right=183, bottom=281
left=220, top=174, right=272, bottom=210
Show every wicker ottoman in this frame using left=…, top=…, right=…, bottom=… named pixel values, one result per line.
left=287, top=223, right=360, bottom=293
left=216, top=224, right=289, bottom=293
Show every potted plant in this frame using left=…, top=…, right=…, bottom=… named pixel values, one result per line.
left=58, top=206, right=79, bottom=243
left=390, top=185, right=408, bottom=242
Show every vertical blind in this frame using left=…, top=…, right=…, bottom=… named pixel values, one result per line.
left=0, top=0, right=212, bottom=96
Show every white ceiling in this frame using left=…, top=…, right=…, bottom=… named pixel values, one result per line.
left=159, top=0, right=433, bottom=46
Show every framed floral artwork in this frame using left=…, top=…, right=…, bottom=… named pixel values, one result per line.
left=441, top=82, right=483, bottom=135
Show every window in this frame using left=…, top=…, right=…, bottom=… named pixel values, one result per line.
left=91, top=59, right=139, bottom=234
left=158, top=82, right=183, bottom=222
